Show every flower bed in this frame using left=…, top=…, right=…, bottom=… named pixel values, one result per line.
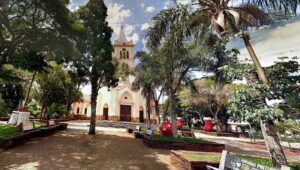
left=143, top=135, right=224, bottom=152
left=0, top=123, right=67, bottom=150
left=171, top=150, right=220, bottom=170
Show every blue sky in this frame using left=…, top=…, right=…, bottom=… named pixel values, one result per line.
left=69, top=0, right=187, bottom=51
left=71, top=0, right=300, bottom=94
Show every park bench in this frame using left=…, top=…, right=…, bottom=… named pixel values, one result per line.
left=7, top=111, right=34, bottom=132
left=133, top=125, right=144, bottom=138
left=144, top=128, right=154, bottom=141
left=206, top=150, right=291, bottom=170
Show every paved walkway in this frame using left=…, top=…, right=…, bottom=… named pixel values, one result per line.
left=0, top=129, right=175, bottom=170
left=195, top=133, right=300, bottom=163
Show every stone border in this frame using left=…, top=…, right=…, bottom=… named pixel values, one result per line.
left=171, top=150, right=219, bottom=170
left=143, top=136, right=225, bottom=152
left=0, top=123, right=68, bottom=150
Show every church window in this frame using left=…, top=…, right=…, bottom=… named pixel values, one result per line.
left=77, top=107, right=80, bottom=114
left=84, top=108, right=87, bottom=115
left=122, top=48, right=127, bottom=59
left=120, top=51, right=122, bottom=59
left=124, top=96, right=128, bottom=99
left=127, top=51, right=129, bottom=59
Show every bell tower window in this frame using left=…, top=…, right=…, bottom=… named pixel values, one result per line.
left=121, top=48, right=127, bottom=59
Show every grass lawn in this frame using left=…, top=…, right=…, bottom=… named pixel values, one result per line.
left=0, top=125, right=20, bottom=140
left=154, top=134, right=216, bottom=144
left=33, top=121, right=45, bottom=129
left=182, top=152, right=221, bottom=162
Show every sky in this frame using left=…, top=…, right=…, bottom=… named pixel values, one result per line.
left=69, top=0, right=300, bottom=94
left=68, top=0, right=192, bottom=51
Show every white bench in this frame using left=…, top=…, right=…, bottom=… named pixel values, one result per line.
left=206, top=150, right=291, bottom=170
left=48, top=120, right=55, bottom=126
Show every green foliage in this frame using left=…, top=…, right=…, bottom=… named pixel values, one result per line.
left=114, top=59, right=132, bottom=81
left=77, top=0, right=116, bottom=134
left=154, top=134, right=215, bottom=144
left=275, top=119, right=300, bottom=134
left=0, top=94, right=9, bottom=117
left=34, top=63, right=82, bottom=118
left=227, top=58, right=300, bottom=127
left=47, top=103, right=67, bottom=119
left=27, top=100, right=41, bottom=117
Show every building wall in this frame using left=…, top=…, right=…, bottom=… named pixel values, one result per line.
left=72, top=101, right=91, bottom=117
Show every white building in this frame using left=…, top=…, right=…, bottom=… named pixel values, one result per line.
left=95, top=26, right=157, bottom=123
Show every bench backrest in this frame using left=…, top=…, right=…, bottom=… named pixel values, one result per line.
left=135, top=125, right=141, bottom=132
left=145, top=129, right=154, bottom=138
left=16, top=112, right=30, bottom=126
left=8, top=113, right=19, bottom=125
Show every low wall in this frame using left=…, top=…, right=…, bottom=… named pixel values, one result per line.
left=171, top=151, right=219, bottom=170
left=0, top=123, right=68, bottom=150
left=143, top=136, right=224, bottom=152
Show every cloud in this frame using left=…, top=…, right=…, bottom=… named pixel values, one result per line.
left=68, top=0, right=88, bottom=11
left=129, top=33, right=139, bottom=43
left=106, top=3, right=132, bottom=40
left=145, top=6, right=155, bottom=13
left=141, top=23, right=150, bottom=31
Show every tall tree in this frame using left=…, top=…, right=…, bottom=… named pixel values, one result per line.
left=151, top=1, right=300, bottom=166
left=0, top=0, right=82, bottom=109
left=78, top=0, right=116, bottom=135
left=146, top=5, right=204, bottom=136
left=133, top=51, right=165, bottom=126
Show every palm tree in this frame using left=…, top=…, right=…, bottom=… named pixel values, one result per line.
left=148, top=0, right=300, bottom=166
left=133, top=51, right=165, bottom=127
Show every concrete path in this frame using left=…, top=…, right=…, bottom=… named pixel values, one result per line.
left=195, top=133, right=300, bottom=163
left=0, top=129, right=175, bottom=170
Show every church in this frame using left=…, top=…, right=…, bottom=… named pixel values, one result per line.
left=72, top=26, right=157, bottom=123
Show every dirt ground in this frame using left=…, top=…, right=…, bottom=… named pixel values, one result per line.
left=0, top=130, right=175, bottom=170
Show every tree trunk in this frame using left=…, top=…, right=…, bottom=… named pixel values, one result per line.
left=23, top=71, right=37, bottom=107
left=154, top=99, right=160, bottom=124
left=162, top=100, right=170, bottom=121
left=239, top=32, right=287, bottom=167
left=146, top=93, right=151, bottom=128
left=261, top=120, right=288, bottom=167
left=239, top=32, right=268, bottom=84
left=169, top=90, right=177, bottom=137
left=89, top=84, right=98, bottom=135
left=40, top=102, right=45, bottom=121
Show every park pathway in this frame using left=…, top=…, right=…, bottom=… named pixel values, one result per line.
left=0, top=129, right=175, bottom=170
left=195, top=134, right=300, bottom=163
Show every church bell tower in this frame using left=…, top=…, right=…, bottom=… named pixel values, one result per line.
left=113, top=26, right=135, bottom=69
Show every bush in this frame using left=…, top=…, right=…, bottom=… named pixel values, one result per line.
left=47, top=103, right=66, bottom=119
left=27, top=100, right=41, bottom=117
left=0, top=95, right=9, bottom=117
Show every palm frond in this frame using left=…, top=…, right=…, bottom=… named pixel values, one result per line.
left=244, top=0, right=300, bottom=15
left=146, top=4, right=190, bottom=50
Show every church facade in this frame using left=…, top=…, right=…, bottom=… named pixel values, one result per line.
left=95, top=26, right=157, bottom=123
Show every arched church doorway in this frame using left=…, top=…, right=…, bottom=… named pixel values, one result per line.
left=120, top=105, right=131, bottom=121
left=103, top=104, right=109, bottom=120
left=119, top=92, right=133, bottom=122
left=139, top=106, right=144, bottom=123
